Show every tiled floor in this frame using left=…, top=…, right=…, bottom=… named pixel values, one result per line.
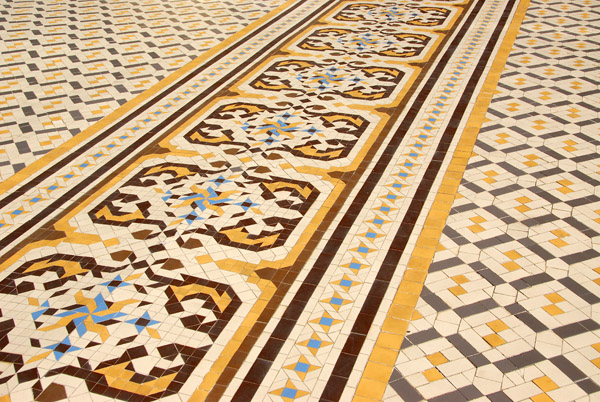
left=0, top=0, right=598, bottom=401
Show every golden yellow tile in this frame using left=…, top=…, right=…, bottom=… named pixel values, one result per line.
left=422, top=225, right=444, bottom=241
left=434, top=193, right=456, bottom=205
left=545, top=293, right=565, bottom=304
left=550, top=238, right=568, bottom=248
left=195, top=254, right=213, bottom=264
left=470, top=215, right=486, bottom=224
left=428, top=209, right=449, bottom=220
left=411, top=245, right=435, bottom=260
left=427, top=352, right=448, bottom=366
left=452, top=274, right=469, bottom=284
left=403, top=268, right=428, bottom=283
left=355, top=378, right=386, bottom=399
left=423, top=367, right=444, bottom=382
left=443, top=176, right=462, bottom=188
left=592, top=342, right=600, bottom=353
left=483, top=333, right=506, bottom=347
left=449, top=285, right=466, bottom=296
left=411, top=309, right=423, bottom=321
left=592, top=358, right=600, bottom=369
left=515, top=196, right=531, bottom=204
left=382, top=317, right=409, bottom=336
left=468, top=224, right=485, bottom=234
left=407, top=255, right=432, bottom=271
left=353, top=396, right=379, bottom=402
left=364, top=361, right=393, bottom=381
left=397, top=280, right=423, bottom=295
left=502, top=261, right=521, bottom=271
left=425, top=216, right=448, bottom=229
left=445, top=170, right=464, bottom=180
left=388, top=304, right=414, bottom=320
left=487, top=319, right=509, bottom=333
left=376, top=332, right=404, bottom=350
left=438, top=183, right=460, bottom=195
left=533, top=376, right=559, bottom=392
left=504, top=250, right=522, bottom=260
left=542, top=304, right=564, bottom=316
left=531, top=394, right=555, bottom=402
left=370, top=346, right=399, bottom=366
left=102, top=238, right=120, bottom=247
left=417, top=235, right=441, bottom=249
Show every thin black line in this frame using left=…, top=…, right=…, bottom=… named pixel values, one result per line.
left=320, top=0, right=518, bottom=400
left=0, top=0, right=310, bottom=210
left=230, top=0, right=490, bottom=399
left=0, top=0, right=339, bottom=253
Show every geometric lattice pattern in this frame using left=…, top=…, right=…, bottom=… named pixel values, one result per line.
left=0, top=0, right=598, bottom=400
left=0, top=0, right=284, bottom=179
left=386, top=0, right=600, bottom=400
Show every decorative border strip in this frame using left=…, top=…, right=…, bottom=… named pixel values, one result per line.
left=355, top=0, right=531, bottom=400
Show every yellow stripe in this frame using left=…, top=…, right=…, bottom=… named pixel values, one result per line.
left=354, top=0, right=531, bottom=400
left=0, top=0, right=300, bottom=195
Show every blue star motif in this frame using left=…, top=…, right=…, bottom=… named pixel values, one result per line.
left=126, top=312, right=160, bottom=333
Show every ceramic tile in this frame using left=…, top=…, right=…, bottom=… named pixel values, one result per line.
left=0, top=0, right=598, bottom=400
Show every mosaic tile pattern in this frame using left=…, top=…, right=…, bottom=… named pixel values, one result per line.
left=0, top=0, right=597, bottom=401
left=386, top=0, right=600, bottom=400
left=0, top=0, right=284, bottom=179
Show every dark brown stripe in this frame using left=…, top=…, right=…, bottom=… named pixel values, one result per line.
left=229, top=0, right=494, bottom=399
left=207, top=3, right=484, bottom=396
left=0, top=0, right=340, bottom=254
left=0, top=0, right=311, bottom=210
left=319, top=0, right=519, bottom=400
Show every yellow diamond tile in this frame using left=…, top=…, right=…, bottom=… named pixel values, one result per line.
left=487, top=319, right=509, bottom=333
left=427, top=352, right=448, bottom=366
left=452, top=274, right=469, bottom=285
left=592, top=358, right=600, bottom=369
left=545, top=293, right=565, bottom=304
left=592, top=343, right=600, bottom=353
left=470, top=215, right=486, bottom=224
left=449, top=285, right=467, bottom=296
left=483, top=333, right=506, bottom=347
left=531, top=394, right=555, bottom=402
left=468, top=224, right=485, bottom=234
left=551, top=229, right=569, bottom=238
left=533, top=376, right=559, bottom=392
left=550, top=238, right=568, bottom=248
left=504, top=250, right=522, bottom=260
left=423, top=368, right=444, bottom=382
left=502, top=261, right=521, bottom=271
left=543, top=304, right=564, bottom=316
